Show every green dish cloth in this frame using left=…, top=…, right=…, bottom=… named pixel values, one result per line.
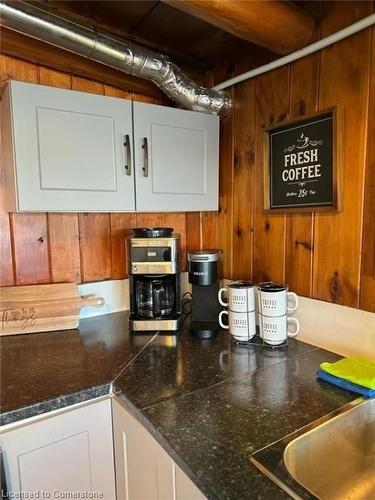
left=320, top=357, right=375, bottom=390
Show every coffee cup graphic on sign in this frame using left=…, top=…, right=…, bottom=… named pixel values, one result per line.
left=218, top=281, right=255, bottom=313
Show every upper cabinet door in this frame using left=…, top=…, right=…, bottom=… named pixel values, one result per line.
left=3, top=81, right=135, bottom=212
left=133, top=102, right=219, bottom=212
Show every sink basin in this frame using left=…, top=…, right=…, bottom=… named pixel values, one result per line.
left=284, top=398, right=375, bottom=499
left=251, top=398, right=375, bottom=500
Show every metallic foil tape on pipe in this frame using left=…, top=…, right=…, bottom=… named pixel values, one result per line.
left=0, top=1, right=231, bottom=115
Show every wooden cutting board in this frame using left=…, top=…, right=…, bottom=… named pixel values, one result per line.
left=0, top=283, right=105, bottom=336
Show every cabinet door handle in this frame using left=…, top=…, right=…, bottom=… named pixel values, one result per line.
left=124, top=134, right=131, bottom=175
left=141, top=137, right=149, bottom=177
left=0, top=449, right=8, bottom=496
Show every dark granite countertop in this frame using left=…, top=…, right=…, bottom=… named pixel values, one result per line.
left=0, top=311, right=356, bottom=499
left=0, top=311, right=156, bottom=424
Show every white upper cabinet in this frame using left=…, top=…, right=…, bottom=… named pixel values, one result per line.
left=2, top=80, right=135, bottom=212
left=133, top=101, right=219, bottom=212
left=1, top=81, right=219, bottom=212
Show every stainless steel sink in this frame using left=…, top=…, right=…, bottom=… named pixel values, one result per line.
left=251, top=398, right=375, bottom=499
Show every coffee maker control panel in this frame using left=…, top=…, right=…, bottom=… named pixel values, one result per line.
left=129, top=237, right=180, bottom=275
left=132, top=246, right=171, bottom=262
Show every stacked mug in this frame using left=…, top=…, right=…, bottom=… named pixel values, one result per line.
left=218, top=281, right=300, bottom=346
left=218, top=281, right=256, bottom=342
left=257, top=283, right=299, bottom=346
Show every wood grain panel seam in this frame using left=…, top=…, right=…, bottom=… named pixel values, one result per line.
left=252, top=73, right=260, bottom=283
left=359, top=24, right=375, bottom=303
left=199, top=212, right=203, bottom=249
left=317, top=1, right=323, bottom=40
left=8, top=213, right=17, bottom=285
left=356, top=26, right=373, bottom=308
left=45, top=213, right=53, bottom=283
left=77, top=213, right=84, bottom=284
left=229, top=87, right=235, bottom=279
left=311, top=13, right=323, bottom=299
left=108, top=212, right=114, bottom=280
left=250, top=88, right=256, bottom=282
left=368, top=20, right=374, bottom=285
left=309, top=213, right=315, bottom=297
left=310, top=30, right=322, bottom=297
left=282, top=65, right=292, bottom=284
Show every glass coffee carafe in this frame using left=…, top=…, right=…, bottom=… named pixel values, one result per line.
left=136, top=276, right=175, bottom=319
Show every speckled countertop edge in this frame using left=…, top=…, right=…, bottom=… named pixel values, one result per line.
left=0, top=321, right=158, bottom=427
left=0, top=384, right=111, bottom=427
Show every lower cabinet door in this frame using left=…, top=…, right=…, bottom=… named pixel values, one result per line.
left=174, top=465, right=206, bottom=500
left=0, top=399, right=116, bottom=500
left=112, top=398, right=205, bottom=500
left=112, top=398, right=174, bottom=500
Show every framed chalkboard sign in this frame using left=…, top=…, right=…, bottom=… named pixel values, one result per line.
left=263, top=106, right=343, bottom=213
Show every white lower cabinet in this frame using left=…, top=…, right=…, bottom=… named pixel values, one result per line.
left=0, top=397, right=205, bottom=500
left=112, top=398, right=206, bottom=500
left=0, top=398, right=116, bottom=499
left=174, top=465, right=205, bottom=500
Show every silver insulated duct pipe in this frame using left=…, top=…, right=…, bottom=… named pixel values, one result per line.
left=0, top=1, right=231, bottom=115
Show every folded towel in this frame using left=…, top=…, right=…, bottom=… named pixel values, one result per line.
left=320, top=357, right=375, bottom=390
left=317, top=370, right=375, bottom=398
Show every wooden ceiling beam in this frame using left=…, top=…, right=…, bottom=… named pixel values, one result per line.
left=164, top=0, right=316, bottom=55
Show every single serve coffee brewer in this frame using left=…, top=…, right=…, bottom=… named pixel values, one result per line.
left=187, top=249, right=222, bottom=338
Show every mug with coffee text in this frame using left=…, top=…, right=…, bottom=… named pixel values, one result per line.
left=218, top=281, right=255, bottom=313
left=255, top=283, right=271, bottom=326
left=257, top=282, right=298, bottom=317
left=219, top=309, right=256, bottom=342
left=259, top=315, right=300, bottom=346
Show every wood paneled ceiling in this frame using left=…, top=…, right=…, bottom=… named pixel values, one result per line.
left=37, top=0, right=261, bottom=78
left=3, top=0, right=317, bottom=92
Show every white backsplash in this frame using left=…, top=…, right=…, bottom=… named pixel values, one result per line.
left=294, top=296, right=375, bottom=358
left=78, top=279, right=130, bottom=319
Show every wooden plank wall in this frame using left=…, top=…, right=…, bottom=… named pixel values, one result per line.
left=0, top=54, right=189, bottom=285
left=1, top=0, right=374, bottom=314
left=199, top=0, right=375, bottom=312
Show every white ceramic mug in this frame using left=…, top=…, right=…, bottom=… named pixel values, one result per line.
left=218, top=281, right=255, bottom=312
left=259, top=314, right=300, bottom=346
left=257, top=283, right=298, bottom=317
left=219, top=309, right=256, bottom=342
